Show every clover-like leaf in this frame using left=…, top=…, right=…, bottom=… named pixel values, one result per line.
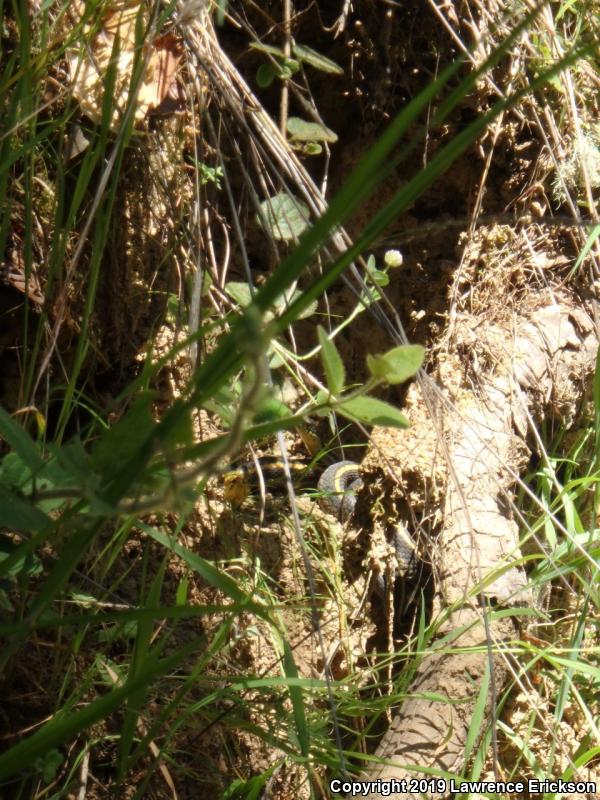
left=34, top=749, right=63, bottom=784
left=363, top=255, right=390, bottom=288
left=0, top=452, right=32, bottom=491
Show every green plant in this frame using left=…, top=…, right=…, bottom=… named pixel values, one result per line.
left=0, top=1, right=597, bottom=797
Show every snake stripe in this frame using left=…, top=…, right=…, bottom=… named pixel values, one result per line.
left=317, top=460, right=363, bottom=522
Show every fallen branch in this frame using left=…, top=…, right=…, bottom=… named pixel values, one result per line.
left=364, top=300, right=596, bottom=797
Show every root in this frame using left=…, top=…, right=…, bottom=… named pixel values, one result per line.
left=363, top=299, right=597, bottom=797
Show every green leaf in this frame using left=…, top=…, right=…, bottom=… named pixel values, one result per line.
left=464, top=662, right=490, bottom=763
left=96, top=619, right=138, bottom=644
left=302, top=142, right=322, bottom=156
left=225, top=281, right=254, bottom=307
left=0, top=534, right=42, bottom=579
left=337, top=396, right=409, bottom=428
left=250, top=41, right=286, bottom=59
left=369, top=269, right=389, bottom=287
left=34, top=748, right=63, bottom=784
left=202, top=384, right=240, bottom=427
left=92, top=394, right=155, bottom=475
left=197, top=163, right=223, bottom=188
left=363, top=255, right=389, bottom=286
left=50, top=439, right=96, bottom=489
left=271, top=283, right=317, bottom=320
left=31, top=457, right=76, bottom=513
left=0, top=486, right=52, bottom=531
left=292, top=44, right=343, bottom=75
left=258, top=193, right=310, bottom=241
left=252, top=41, right=300, bottom=86
left=0, top=405, right=43, bottom=473
left=359, top=284, right=382, bottom=306
left=222, top=767, right=279, bottom=800
left=270, top=281, right=298, bottom=313
left=286, top=116, right=338, bottom=143
left=314, top=389, right=332, bottom=418
left=0, top=452, right=32, bottom=491
left=176, top=576, right=189, bottom=606
left=366, top=344, right=425, bottom=385
left=215, top=0, right=228, bottom=25
left=256, top=62, right=277, bottom=88
left=252, top=395, right=293, bottom=424
left=267, top=346, right=285, bottom=369
left=317, top=326, right=345, bottom=396
left=278, top=61, right=299, bottom=80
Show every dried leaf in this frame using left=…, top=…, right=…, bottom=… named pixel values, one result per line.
left=67, top=2, right=183, bottom=129
left=1, top=254, right=44, bottom=308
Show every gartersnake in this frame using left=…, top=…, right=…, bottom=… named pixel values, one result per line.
left=317, top=460, right=419, bottom=591
left=224, top=457, right=419, bottom=591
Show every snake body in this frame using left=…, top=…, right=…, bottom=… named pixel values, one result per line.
left=318, top=460, right=418, bottom=585
left=317, top=460, right=363, bottom=523
left=224, top=457, right=419, bottom=592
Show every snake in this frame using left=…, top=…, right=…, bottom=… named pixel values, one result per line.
left=223, top=457, right=419, bottom=597
left=317, top=460, right=419, bottom=592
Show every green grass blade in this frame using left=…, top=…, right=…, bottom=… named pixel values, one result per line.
left=117, top=557, right=168, bottom=776
left=282, top=639, right=310, bottom=758
left=0, top=632, right=208, bottom=782
left=0, top=603, right=249, bottom=636
left=140, top=523, right=275, bottom=622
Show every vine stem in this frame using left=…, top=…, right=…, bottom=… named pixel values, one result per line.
left=280, top=0, right=291, bottom=136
